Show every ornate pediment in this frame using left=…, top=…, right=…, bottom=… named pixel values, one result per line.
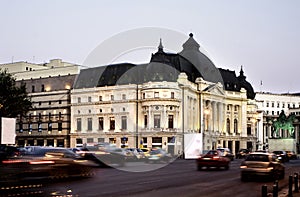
left=204, top=83, right=225, bottom=96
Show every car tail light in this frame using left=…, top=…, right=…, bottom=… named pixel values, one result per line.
left=29, top=160, right=55, bottom=165
left=213, top=156, right=220, bottom=160
left=2, top=159, right=26, bottom=164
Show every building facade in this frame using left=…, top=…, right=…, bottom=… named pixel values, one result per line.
left=1, top=59, right=80, bottom=147
left=255, top=92, right=300, bottom=152
left=70, top=34, right=259, bottom=155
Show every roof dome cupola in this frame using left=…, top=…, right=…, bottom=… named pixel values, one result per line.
left=237, top=65, right=256, bottom=99
left=182, top=33, right=200, bottom=51
left=239, top=65, right=246, bottom=80
left=158, top=38, right=164, bottom=53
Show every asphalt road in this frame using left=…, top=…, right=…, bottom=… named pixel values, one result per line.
left=2, top=158, right=300, bottom=197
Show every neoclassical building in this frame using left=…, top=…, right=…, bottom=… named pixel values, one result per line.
left=70, top=33, right=258, bottom=155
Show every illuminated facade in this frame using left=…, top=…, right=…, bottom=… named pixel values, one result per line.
left=70, top=34, right=259, bottom=155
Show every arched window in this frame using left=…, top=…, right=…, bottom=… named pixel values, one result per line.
left=226, top=118, right=230, bottom=134
left=234, top=119, right=238, bottom=133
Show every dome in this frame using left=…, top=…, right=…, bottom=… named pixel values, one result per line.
left=179, top=33, right=224, bottom=85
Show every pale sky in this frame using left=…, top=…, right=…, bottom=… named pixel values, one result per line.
left=1, top=0, right=300, bottom=93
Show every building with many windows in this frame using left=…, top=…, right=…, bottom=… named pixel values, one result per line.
left=255, top=92, right=300, bottom=152
left=1, top=59, right=80, bottom=147
left=70, top=33, right=259, bottom=155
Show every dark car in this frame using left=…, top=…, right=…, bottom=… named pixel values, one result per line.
left=0, top=146, right=96, bottom=184
left=0, top=145, right=22, bottom=161
left=75, top=145, right=126, bottom=167
left=196, top=150, right=230, bottom=170
left=236, top=149, right=250, bottom=159
left=273, top=150, right=289, bottom=162
left=240, top=152, right=285, bottom=181
left=286, top=151, right=297, bottom=160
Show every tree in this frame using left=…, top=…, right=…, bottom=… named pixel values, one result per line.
left=0, top=69, right=32, bottom=118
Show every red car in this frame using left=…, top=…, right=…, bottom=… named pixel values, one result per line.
left=196, top=150, right=230, bottom=170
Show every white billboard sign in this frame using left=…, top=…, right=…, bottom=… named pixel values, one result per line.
left=184, top=133, right=202, bottom=159
left=1, top=117, right=16, bottom=144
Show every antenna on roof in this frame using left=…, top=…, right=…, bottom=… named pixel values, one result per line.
left=11, top=56, right=14, bottom=63
left=260, top=80, right=263, bottom=93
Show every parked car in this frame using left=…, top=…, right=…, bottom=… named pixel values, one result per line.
left=236, top=149, right=250, bottom=159
left=196, top=150, right=230, bottom=170
left=240, top=152, right=285, bottom=181
left=272, top=150, right=289, bottom=162
left=140, top=148, right=151, bottom=157
left=126, top=148, right=146, bottom=161
left=216, top=148, right=234, bottom=161
left=0, top=145, right=22, bottom=161
left=146, top=148, right=172, bottom=163
left=75, top=145, right=126, bottom=167
left=0, top=146, right=97, bottom=184
left=286, top=151, right=297, bottom=160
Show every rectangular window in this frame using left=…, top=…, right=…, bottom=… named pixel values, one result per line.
left=122, top=94, right=126, bottom=100
left=168, top=115, right=174, bottom=129
left=41, top=84, right=45, bottom=92
left=110, top=117, right=115, bottom=130
left=247, top=124, right=251, bottom=135
left=38, top=122, right=42, bottom=132
left=32, top=85, right=35, bottom=93
left=19, top=122, right=23, bottom=133
left=87, top=138, right=94, bottom=143
left=111, top=95, right=114, bottom=101
left=154, top=115, right=161, bottom=128
left=98, top=138, right=105, bottom=143
left=98, top=117, right=104, bottom=130
left=109, top=138, right=116, bottom=144
left=48, top=122, right=52, bottom=131
left=77, top=118, right=82, bottom=131
left=121, top=116, right=127, bottom=130
left=154, top=92, right=159, bottom=98
left=99, top=96, right=102, bottom=101
left=78, top=97, right=81, bottom=103
left=58, top=122, right=62, bottom=131
left=87, top=118, right=93, bottom=131
left=144, top=115, right=148, bottom=128
left=28, top=123, right=32, bottom=132
left=88, top=96, right=92, bottom=102
left=76, top=138, right=83, bottom=145
left=171, top=92, right=174, bottom=99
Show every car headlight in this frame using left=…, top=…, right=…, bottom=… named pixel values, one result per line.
left=240, top=165, right=247, bottom=169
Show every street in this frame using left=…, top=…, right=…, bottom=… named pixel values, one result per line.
left=2, top=158, right=300, bottom=197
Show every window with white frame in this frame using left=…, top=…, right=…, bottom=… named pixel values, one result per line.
left=87, top=118, right=92, bottom=131
left=121, top=116, right=127, bottom=130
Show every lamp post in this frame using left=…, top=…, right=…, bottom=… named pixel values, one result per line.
left=178, top=84, right=185, bottom=159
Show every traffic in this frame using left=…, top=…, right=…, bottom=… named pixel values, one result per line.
left=1, top=143, right=298, bottom=196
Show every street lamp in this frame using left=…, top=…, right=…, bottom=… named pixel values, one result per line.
left=178, top=84, right=185, bottom=159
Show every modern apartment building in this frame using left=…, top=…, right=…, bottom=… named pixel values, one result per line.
left=1, top=59, right=80, bottom=147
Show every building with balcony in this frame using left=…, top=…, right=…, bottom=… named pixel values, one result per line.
left=70, top=33, right=258, bottom=155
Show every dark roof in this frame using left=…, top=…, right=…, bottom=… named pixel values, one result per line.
left=74, top=34, right=256, bottom=99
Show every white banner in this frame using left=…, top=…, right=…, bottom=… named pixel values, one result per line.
left=1, top=117, right=16, bottom=144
